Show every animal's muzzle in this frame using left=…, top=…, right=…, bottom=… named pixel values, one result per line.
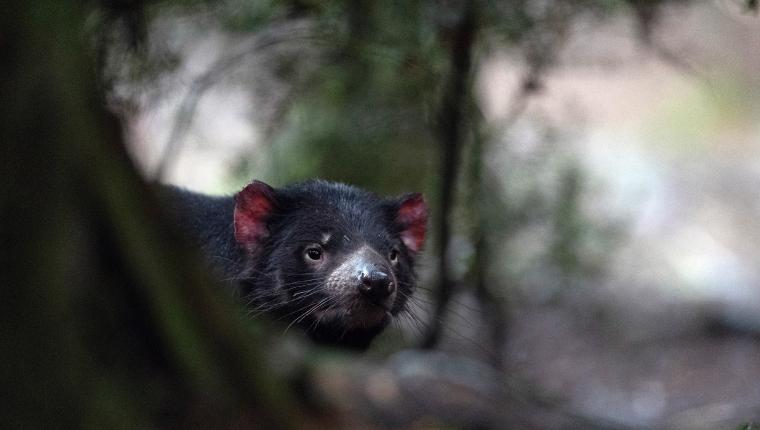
left=357, top=268, right=394, bottom=303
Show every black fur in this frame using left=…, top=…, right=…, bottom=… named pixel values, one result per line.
left=160, top=180, right=425, bottom=349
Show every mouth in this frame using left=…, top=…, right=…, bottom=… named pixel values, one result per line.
left=311, top=298, right=391, bottom=330
left=353, top=310, right=391, bottom=330
left=349, top=300, right=391, bottom=327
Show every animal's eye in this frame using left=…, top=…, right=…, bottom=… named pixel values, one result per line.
left=389, top=248, right=399, bottom=263
left=305, top=246, right=323, bottom=261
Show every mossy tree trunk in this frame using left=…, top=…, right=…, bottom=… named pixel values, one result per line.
left=1, top=3, right=298, bottom=428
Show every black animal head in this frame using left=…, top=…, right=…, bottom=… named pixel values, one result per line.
left=233, top=179, right=427, bottom=349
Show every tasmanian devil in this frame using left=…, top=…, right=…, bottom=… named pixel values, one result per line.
left=161, top=179, right=427, bottom=350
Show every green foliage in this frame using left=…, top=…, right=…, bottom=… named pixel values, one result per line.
left=645, top=76, right=758, bottom=154
left=241, top=0, right=445, bottom=194
left=220, top=0, right=290, bottom=31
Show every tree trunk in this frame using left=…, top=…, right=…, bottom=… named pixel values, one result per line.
left=422, top=0, right=477, bottom=349
left=1, top=3, right=296, bottom=428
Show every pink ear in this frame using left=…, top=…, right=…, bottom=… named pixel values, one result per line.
left=234, top=181, right=276, bottom=253
left=395, top=193, right=428, bottom=253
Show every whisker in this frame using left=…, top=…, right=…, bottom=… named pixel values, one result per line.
left=284, top=296, right=339, bottom=333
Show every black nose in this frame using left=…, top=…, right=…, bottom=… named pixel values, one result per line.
left=358, top=269, right=393, bottom=302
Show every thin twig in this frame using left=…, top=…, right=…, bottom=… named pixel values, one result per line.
left=151, top=20, right=318, bottom=180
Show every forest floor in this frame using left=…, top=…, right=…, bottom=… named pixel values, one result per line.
left=433, top=296, right=760, bottom=430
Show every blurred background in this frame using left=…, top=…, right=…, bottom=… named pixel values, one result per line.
left=99, top=0, right=759, bottom=428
